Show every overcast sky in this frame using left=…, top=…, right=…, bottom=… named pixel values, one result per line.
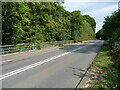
left=63, top=0, right=119, bottom=33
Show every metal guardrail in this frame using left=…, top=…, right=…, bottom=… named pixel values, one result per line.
left=0, top=40, right=74, bottom=55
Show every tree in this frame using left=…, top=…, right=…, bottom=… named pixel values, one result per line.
left=2, top=2, right=96, bottom=45
left=101, top=11, right=120, bottom=40
left=83, top=15, right=96, bottom=32
left=2, top=2, right=31, bottom=45
left=70, top=10, right=83, bottom=42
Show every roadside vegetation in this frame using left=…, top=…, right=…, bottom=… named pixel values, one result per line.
left=2, top=1, right=96, bottom=46
left=87, top=43, right=119, bottom=89
left=92, top=9, right=120, bottom=89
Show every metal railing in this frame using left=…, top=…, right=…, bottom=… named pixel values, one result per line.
left=0, top=40, right=74, bottom=55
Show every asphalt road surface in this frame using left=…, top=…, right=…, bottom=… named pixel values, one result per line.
left=1, top=40, right=104, bottom=88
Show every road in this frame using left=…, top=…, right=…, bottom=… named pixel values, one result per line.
left=1, top=40, right=104, bottom=88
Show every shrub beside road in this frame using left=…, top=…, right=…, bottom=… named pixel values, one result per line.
left=81, top=43, right=120, bottom=89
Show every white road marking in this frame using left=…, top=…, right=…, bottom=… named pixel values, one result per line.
left=0, top=45, right=87, bottom=80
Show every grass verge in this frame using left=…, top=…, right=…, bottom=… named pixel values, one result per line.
left=88, top=43, right=119, bottom=89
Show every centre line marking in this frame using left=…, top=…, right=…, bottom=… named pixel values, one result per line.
left=0, top=45, right=87, bottom=80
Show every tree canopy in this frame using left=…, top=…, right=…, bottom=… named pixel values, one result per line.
left=2, top=2, right=96, bottom=45
left=96, top=10, right=120, bottom=40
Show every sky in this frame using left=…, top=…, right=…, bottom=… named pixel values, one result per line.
left=63, top=0, right=119, bottom=33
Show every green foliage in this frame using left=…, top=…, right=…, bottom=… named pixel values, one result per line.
left=2, top=2, right=31, bottom=44
left=83, top=15, right=96, bottom=32
left=2, top=2, right=96, bottom=45
left=96, top=10, right=120, bottom=41
left=96, top=10, right=120, bottom=68
left=95, top=10, right=120, bottom=89
left=110, top=41, right=120, bottom=69
left=80, top=21, right=95, bottom=41
left=70, top=10, right=82, bottom=42
left=96, top=28, right=107, bottom=40
left=91, top=44, right=119, bottom=89
left=35, top=43, right=41, bottom=50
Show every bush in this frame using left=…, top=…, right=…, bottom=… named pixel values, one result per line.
left=108, top=40, right=120, bottom=89
left=111, top=41, right=120, bottom=67
left=36, top=44, right=41, bottom=50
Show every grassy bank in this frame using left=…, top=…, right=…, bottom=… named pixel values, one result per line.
left=88, top=44, right=119, bottom=89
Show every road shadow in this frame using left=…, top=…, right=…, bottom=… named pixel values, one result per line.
left=59, top=41, right=103, bottom=54
left=69, top=67, right=86, bottom=78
